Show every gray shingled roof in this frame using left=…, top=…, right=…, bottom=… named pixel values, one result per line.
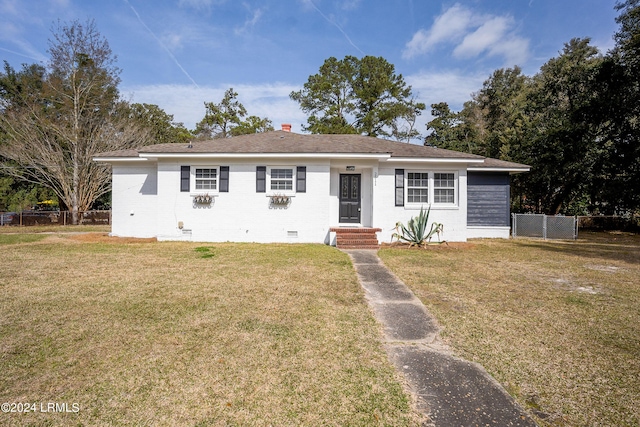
left=95, top=131, right=531, bottom=171
left=468, top=157, right=530, bottom=170
left=97, top=131, right=484, bottom=160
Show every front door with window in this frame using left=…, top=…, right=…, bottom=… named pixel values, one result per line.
left=339, top=174, right=361, bottom=223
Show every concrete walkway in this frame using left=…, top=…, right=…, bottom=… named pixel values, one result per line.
left=345, top=249, right=537, bottom=427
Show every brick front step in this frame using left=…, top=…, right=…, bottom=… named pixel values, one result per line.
left=330, top=227, right=382, bottom=233
left=337, top=245, right=381, bottom=250
left=331, top=227, right=381, bottom=249
left=336, top=239, right=380, bottom=246
left=336, top=233, right=379, bottom=240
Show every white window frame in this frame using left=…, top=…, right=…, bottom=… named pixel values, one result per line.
left=406, top=171, right=430, bottom=205
left=404, top=170, right=458, bottom=209
left=433, top=172, right=457, bottom=205
left=267, top=166, right=296, bottom=195
left=191, top=166, right=219, bottom=194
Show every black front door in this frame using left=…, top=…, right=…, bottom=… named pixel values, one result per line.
left=339, top=174, right=361, bottom=223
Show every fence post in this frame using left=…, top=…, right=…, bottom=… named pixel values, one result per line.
left=511, top=213, right=516, bottom=238
left=543, top=214, right=547, bottom=240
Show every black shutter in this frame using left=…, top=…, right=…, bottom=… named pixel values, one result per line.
left=296, top=166, right=306, bottom=193
left=395, top=169, right=404, bottom=206
left=219, top=166, right=229, bottom=192
left=180, top=166, right=190, bottom=192
left=256, top=166, right=266, bottom=192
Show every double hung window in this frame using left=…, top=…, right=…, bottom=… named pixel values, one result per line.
left=195, top=168, right=217, bottom=191
left=270, top=168, right=294, bottom=191
left=407, top=172, right=429, bottom=204
left=399, top=170, right=457, bottom=208
left=434, top=173, right=455, bottom=204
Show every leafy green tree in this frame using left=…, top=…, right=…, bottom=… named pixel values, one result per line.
left=468, top=67, right=530, bottom=160
left=424, top=102, right=477, bottom=152
left=125, top=103, right=192, bottom=144
left=0, top=176, right=56, bottom=212
left=0, top=19, right=152, bottom=224
left=615, top=0, right=640, bottom=74
left=194, top=88, right=273, bottom=139
left=521, top=38, right=605, bottom=214
left=194, top=88, right=247, bottom=139
left=291, top=55, right=425, bottom=140
left=422, top=3, right=640, bottom=216
left=598, top=0, right=640, bottom=213
left=231, top=115, right=273, bottom=136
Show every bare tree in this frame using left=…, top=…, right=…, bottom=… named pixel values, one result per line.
left=0, top=20, right=151, bottom=224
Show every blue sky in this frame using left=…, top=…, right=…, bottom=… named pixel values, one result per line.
left=0, top=0, right=621, bottom=136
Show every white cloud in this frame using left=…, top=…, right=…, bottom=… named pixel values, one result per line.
left=122, top=72, right=489, bottom=140
left=453, top=16, right=511, bottom=58
left=121, top=82, right=307, bottom=131
left=50, top=0, right=70, bottom=7
left=160, top=33, right=184, bottom=51
left=338, top=0, right=361, bottom=11
left=0, top=0, right=20, bottom=15
left=405, top=70, right=488, bottom=134
left=0, top=0, right=48, bottom=62
left=402, top=4, right=473, bottom=59
left=592, top=35, right=615, bottom=55
left=403, top=4, right=530, bottom=66
left=487, top=37, right=530, bottom=67
left=407, top=70, right=485, bottom=108
left=235, top=5, right=263, bottom=35
left=178, top=0, right=225, bottom=11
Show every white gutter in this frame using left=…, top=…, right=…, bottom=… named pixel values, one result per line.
left=92, top=157, right=150, bottom=162
left=468, top=167, right=530, bottom=173
left=386, top=157, right=485, bottom=164
left=138, top=152, right=392, bottom=160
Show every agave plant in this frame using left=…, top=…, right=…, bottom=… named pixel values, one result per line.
left=392, top=206, right=444, bottom=247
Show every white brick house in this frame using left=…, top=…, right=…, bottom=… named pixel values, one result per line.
left=94, top=128, right=529, bottom=245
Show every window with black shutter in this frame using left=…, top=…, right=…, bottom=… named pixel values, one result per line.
left=395, top=169, right=404, bottom=206
left=219, top=166, right=229, bottom=192
left=296, top=166, right=306, bottom=193
left=256, top=166, right=266, bottom=192
left=180, top=166, right=190, bottom=192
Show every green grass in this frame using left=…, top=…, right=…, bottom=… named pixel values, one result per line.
left=379, top=232, right=640, bottom=426
left=0, top=234, right=418, bottom=426
left=0, top=234, right=48, bottom=245
left=0, top=224, right=111, bottom=234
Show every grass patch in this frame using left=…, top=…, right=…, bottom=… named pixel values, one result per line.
left=0, top=233, right=417, bottom=426
left=379, top=231, right=640, bottom=426
left=195, top=246, right=216, bottom=258
left=0, top=234, right=47, bottom=245
left=0, top=224, right=111, bottom=234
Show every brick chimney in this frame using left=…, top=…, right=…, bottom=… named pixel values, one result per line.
left=281, top=123, right=292, bottom=132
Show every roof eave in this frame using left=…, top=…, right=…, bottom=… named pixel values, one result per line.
left=386, top=157, right=485, bottom=163
left=93, top=156, right=150, bottom=163
left=468, top=167, right=530, bottom=174
left=138, top=152, right=392, bottom=160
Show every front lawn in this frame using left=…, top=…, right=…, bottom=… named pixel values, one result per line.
left=0, top=234, right=418, bottom=426
left=379, top=232, right=640, bottom=426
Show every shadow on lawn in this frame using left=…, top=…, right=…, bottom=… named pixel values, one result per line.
left=513, top=231, right=640, bottom=265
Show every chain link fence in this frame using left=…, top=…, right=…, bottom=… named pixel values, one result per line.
left=512, top=213, right=578, bottom=240
left=0, top=210, right=110, bottom=226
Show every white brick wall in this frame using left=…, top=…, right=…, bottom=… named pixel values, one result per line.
left=373, top=164, right=469, bottom=243
left=109, top=159, right=491, bottom=243
left=155, top=160, right=332, bottom=243
left=111, top=163, right=158, bottom=238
